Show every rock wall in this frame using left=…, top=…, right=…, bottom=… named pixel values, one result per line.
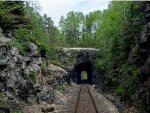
left=96, top=2, right=150, bottom=113
left=128, top=2, right=150, bottom=112
left=59, top=48, right=100, bottom=67
left=0, top=29, right=67, bottom=112
left=58, top=48, right=100, bottom=83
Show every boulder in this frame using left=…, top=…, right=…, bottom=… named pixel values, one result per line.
left=0, top=59, right=8, bottom=69
left=0, top=58, right=8, bottom=65
left=28, top=42, right=37, bottom=51
left=21, top=62, right=26, bottom=70
left=7, top=74, right=17, bottom=89
left=10, top=47, right=19, bottom=56
left=24, top=66, right=32, bottom=76
left=48, top=64, right=67, bottom=85
left=0, top=37, right=11, bottom=46
left=27, top=42, right=38, bottom=57
left=32, top=64, right=41, bottom=72
left=0, top=46, right=7, bottom=56
left=0, top=75, right=7, bottom=91
left=23, top=56, right=31, bottom=65
left=32, top=57, right=42, bottom=65
left=49, top=64, right=67, bottom=74
left=49, top=64, right=67, bottom=78
left=23, top=56, right=31, bottom=62
left=15, top=79, right=32, bottom=101
left=37, top=85, right=54, bottom=103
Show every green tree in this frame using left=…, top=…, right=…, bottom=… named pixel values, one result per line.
left=0, top=1, right=28, bottom=33
left=59, top=11, right=84, bottom=46
left=25, top=1, right=60, bottom=58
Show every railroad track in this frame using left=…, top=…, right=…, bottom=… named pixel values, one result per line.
left=73, top=84, right=98, bottom=113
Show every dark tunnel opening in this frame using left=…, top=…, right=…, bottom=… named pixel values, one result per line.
left=75, top=62, right=93, bottom=84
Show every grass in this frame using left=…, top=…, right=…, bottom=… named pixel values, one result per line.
left=55, top=84, right=65, bottom=92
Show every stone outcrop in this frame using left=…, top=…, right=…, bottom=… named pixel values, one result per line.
left=98, top=2, right=150, bottom=113
left=128, top=2, right=150, bottom=112
left=0, top=28, right=67, bottom=112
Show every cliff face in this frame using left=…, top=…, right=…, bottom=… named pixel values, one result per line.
left=96, top=2, right=150, bottom=113
left=0, top=29, right=67, bottom=113
left=129, top=2, right=150, bottom=112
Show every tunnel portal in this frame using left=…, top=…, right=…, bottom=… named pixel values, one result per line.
left=75, top=62, right=93, bottom=84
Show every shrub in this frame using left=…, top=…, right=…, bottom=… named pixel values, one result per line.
left=29, top=70, right=36, bottom=82
left=55, top=84, right=65, bottom=92
left=49, top=60, right=65, bottom=69
left=12, top=110, right=22, bottom=113
left=41, top=63, right=47, bottom=74
left=30, top=37, right=48, bottom=58
left=12, top=107, right=22, bottom=113
left=16, top=41, right=27, bottom=55
left=13, top=26, right=31, bottom=42
left=115, top=63, right=140, bottom=100
left=38, top=43, right=48, bottom=58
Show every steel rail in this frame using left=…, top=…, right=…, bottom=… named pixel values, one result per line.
left=86, top=85, right=99, bottom=113
left=74, top=84, right=99, bottom=113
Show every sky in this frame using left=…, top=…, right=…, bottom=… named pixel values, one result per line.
left=38, top=0, right=109, bottom=26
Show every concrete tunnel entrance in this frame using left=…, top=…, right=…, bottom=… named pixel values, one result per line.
left=75, top=62, right=93, bottom=84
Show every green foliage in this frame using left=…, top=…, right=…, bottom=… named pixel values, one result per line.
left=47, top=46, right=62, bottom=61
left=0, top=1, right=26, bottom=32
left=11, top=107, right=22, bottom=113
left=13, top=26, right=30, bottom=41
left=95, top=57, right=109, bottom=71
left=119, top=64, right=140, bottom=79
left=49, top=60, right=65, bottom=69
left=41, top=62, right=48, bottom=75
left=55, top=84, right=65, bottom=92
left=0, top=92, right=7, bottom=106
left=15, top=42, right=27, bottom=55
left=38, top=42, right=48, bottom=58
left=59, top=11, right=84, bottom=46
left=8, top=38, right=27, bottom=55
left=92, top=1, right=144, bottom=103
left=115, top=64, right=140, bottom=100
left=29, top=70, right=36, bottom=82
left=30, top=36, right=48, bottom=57
left=0, top=0, right=147, bottom=112
left=59, top=10, right=101, bottom=47
left=12, top=109, right=22, bottom=113
left=115, top=86, right=126, bottom=97
left=25, top=2, right=60, bottom=59
left=81, top=71, right=88, bottom=80
left=0, top=1, right=29, bottom=56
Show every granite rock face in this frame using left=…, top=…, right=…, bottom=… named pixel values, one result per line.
left=0, top=31, right=67, bottom=112
left=99, top=2, right=150, bottom=113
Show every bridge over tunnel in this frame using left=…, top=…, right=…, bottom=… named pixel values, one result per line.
left=75, top=62, right=93, bottom=84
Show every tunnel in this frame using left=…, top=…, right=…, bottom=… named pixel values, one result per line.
left=74, top=62, right=93, bottom=84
